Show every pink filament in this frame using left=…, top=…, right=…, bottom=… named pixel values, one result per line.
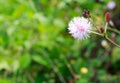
left=75, top=24, right=85, bottom=32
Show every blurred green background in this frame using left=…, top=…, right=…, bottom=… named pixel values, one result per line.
left=0, top=0, right=120, bottom=83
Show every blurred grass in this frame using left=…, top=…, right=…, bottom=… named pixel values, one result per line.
left=0, top=0, right=120, bottom=83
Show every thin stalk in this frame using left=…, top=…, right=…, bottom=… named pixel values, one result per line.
left=45, top=56, right=66, bottom=83
left=26, top=71, right=35, bottom=83
left=62, top=56, right=76, bottom=78
left=29, top=0, right=37, bottom=12
left=104, top=22, right=108, bottom=33
left=108, top=28, right=120, bottom=35
left=40, top=50, right=66, bottom=83
left=89, top=30, right=104, bottom=36
left=66, top=64, right=76, bottom=78
left=105, top=35, right=120, bottom=48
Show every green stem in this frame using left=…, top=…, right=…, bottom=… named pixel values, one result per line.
left=40, top=50, right=66, bottom=83
left=29, top=0, right=37, bottom=12
left=89, top=30, right=120, bottom=48
left=26, top=71, right=35, bottom=83
left=62, top=56, right=76, bottom=79
left=105, top=35, right=120, bottom=48
left=104, top=22, right=108, bottom=33
left=108, top=28, right=120, bottom=35
left=89, top=30, right=104, bottom=36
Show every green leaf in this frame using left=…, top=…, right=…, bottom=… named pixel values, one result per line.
left=20, top=54, right=32, bottom=69
left=112, top=47, right=120, bottom=63
left=12, top=60, right=19, bottom=72
left=0, top=78, right=12, bottom=83
left=0, top=61, right=10, bottom=71
left=32, top=55, right=49, bottom=67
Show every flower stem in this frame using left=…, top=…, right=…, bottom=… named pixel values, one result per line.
left=89, top=30, right=104, bottom=36
left=108, top=28, right=120, bottom=35
left=104, top=22, right=108, bottom=33
left=89, top=30, right=120, bottom=48
left=105, top=35, right=120, bottom=48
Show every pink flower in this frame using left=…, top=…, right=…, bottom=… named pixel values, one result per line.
left=68, top=17, right=92, bottom=40
left=107, top=1, right=116, bottom=10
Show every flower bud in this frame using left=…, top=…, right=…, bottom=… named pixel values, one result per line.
left=100, top=27, right=104, bottom=33
left=105, top=12, right=110, bottom=22
left=82, top=10, right=90, bottom=18
left=101, top=40, right=109, bottom=49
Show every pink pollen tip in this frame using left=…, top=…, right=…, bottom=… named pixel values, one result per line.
left=76, top=24, right=85, bottom=32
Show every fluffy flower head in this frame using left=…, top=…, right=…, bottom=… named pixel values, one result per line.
left=68, top=17, right=92, bottom=40
left=107, top=1, right=116, bottom=10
